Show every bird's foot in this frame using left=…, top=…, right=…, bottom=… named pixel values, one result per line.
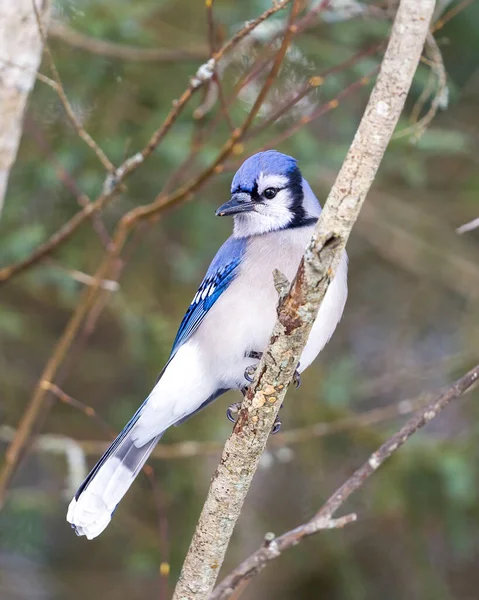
left=293, top=366, right=301, bottom=389
left=271, top=414, right=282, bottom=435
left=226, top=398, right=282, bottom=435
left=238, top=351, right=299, bottom=434
left=244, top=364, right=256, bottom=383
left=244, top=351, right=301, bottom=390
left=226, top=402, right=242, bottom=424
left=243, top=350, right=262, bottom=383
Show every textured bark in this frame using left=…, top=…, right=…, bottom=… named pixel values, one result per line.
left=0, top=0, right=50, bottom=215
left=172, top=1, right=436, bottom=598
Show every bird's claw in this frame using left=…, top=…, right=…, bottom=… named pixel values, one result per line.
left=241, top=350, right=285, bottom=433
left=293, top=368, right=301, bottom=389
left=244, top=365, right=256, bottom=383
left=226, top=402, right=242, bottom=424
left=271, top=415, right=282, bottom=434
left=244, top=350, right=262, bottom=383
left=227, top=399, right=283, bottom=435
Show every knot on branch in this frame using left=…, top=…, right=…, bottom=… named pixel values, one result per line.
left=273, top=268, right=290, bottom=302
left=191, top=58, right=216, bottom=89
left=277, top=261, right=305, bottom=335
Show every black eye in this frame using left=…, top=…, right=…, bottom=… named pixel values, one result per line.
left=263, top=188, right=277, bottom=200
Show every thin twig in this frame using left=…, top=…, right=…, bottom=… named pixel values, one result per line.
left=25, top=116, right=112, bottom=249
left=56, top=391, right=428, bottom=460
left=31, top=1, right=114, bottom=172
left=431, top=0, right=474, bottom=32
left=45, top=259, right=120, bottom=291
left=0, top=182, right=122, bottom=283
left=262, top=66, right=379, bottom=149
left=49, top=20, right=208, bottom=63
left=394, top=32, right=447, bottom=141
left=212, top=364, right=479, bottom=599
left=194, top=0, right=235, bottom=130
left=0, top=0, right=293, bottom=286
left=248, top=42, right=383, bottom=138
left=116, top=0, right=301, bottom=230
left=456, top=217, right=479, bottom=235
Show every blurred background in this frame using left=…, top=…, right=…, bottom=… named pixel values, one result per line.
left=1, top=0, right=479, bottom=598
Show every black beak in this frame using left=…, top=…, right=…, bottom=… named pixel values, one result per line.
left=216, top=192, right=256, bottom=217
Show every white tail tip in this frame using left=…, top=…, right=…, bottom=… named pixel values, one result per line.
left=67, top=497, right=112, bottom=540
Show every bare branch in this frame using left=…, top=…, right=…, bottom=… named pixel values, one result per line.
left=172, top=1, right=436, bottom=599
left=0, top=0, right=293, bottom=286
left=394, top=32, right=447, bottom=141
left=457, top=216, right=479, bottom=235
left=31, top=0, right=114, bottom=172
left=25, top=116, right=112, bottom=249
left=213, top=364, right=479, bottom=599
left=48, top=20, right=208, bottom=63
left=432, top=0, right=474, bottom=32
left=52, top=390, right=428, bottom=460
left=115, top=0, right=301, bottom=229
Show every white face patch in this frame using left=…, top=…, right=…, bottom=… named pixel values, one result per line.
left=257, top=172, right=289, bottom=196
left=233, top=187, right=294, bottom=237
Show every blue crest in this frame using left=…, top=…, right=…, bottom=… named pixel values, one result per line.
left=231, top=150, right=299, bottom=193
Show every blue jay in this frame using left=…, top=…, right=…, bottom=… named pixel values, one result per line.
left=67, top=150, right=348, bottom=539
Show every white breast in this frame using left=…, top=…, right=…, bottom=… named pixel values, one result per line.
left=193, top=226, right=348, bottom=388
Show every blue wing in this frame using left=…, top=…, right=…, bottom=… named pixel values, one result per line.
left=169, top=235, right=246, bottom=359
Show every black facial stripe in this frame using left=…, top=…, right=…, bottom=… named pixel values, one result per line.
left=287, top=216, right=317, bottom=229
left=250, top=181, right=260, bottom=202
left=234, top=165, right=315, bottom=230
left=285, top=167, right=308, bottom=227
left=235, top=180, right=263, bottom=203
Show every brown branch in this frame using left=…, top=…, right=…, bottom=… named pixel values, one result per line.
left=25, top=116, right=112, bottom=249
left=212, top=364, right=479, bottom=599
left=248, top=42, right=383, bottom=138
left=31, top=1, right=114, bottom=172
left=0, top=181, right=123, bottom=283
left=172, top=1, right=436, bottom=598
left=0, top=0, right=293, bottom=286
left=60, top=391, right=427, bottom=460
left=48, top=20, right=208, bottom=63
left=263, top=66, right=379, bottom=149
left=115, top=0, right=301, bottom=230
left=432, top=0, right=474, bottom=32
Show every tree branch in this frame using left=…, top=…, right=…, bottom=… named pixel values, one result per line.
left=212, top=363, right=479, bottom=599
left=58, top=386, right=429, bottom=460
left=48, top=20, right=208, bottom=63
left=172, top=1, right=436, bottom=598
left=31, top=0, right=114, bottom=172
left=0, top=0, right=293, bottom=286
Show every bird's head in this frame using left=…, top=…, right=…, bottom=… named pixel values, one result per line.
left=216, top=150, right=320, bottom=237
